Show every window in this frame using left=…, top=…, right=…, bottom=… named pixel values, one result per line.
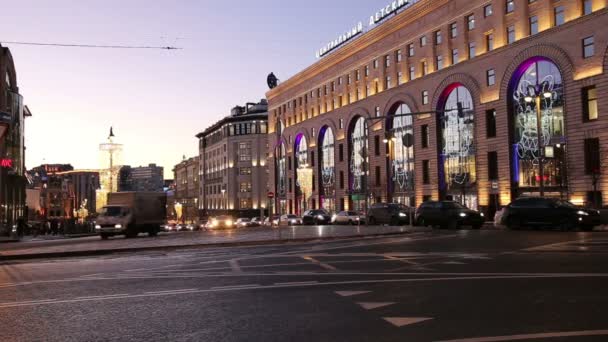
left=409, top=66, right=415, bottom=81
left=486, top=33, right=494, bottom=51
left=239, top=198, right=252, bottom=209
left=583, top=0, right=593, bottom=15
left=312, top=127, right=315, bottom=137
left=421, top=60, right=428, bottom=75
left=507, top=25, right=516, bottom=44
left=373, top=59, right=379, bottom=69
left=422, top=90, right=429, bottom=105
left=506, top=0, right=514, bottom=13
left=408, top=43, right=414, bottom=57
left=450, top=22, right=457, bottom=38
left=239, top=182, right=252, bottom=193
left=421, top=125, right=429, bottom=148
left=436, top=55, right=443, bottom=70
left=452, top=49, right=459, bottom=64
left=385, top=55, right=391, bottom=67
left=423, top=160, right=430, bottom=184
left=356, top=69, right=361, bottom=81
left=486, top=109, right=497, bottom=138
left=339, top=171, right=344, bottom=189
left=467, top=14, right=475, bottom=31
left=386, top=76, right=392, bottom=89
left=420, top=35, right=427, bottom=47
left=365, top=65, right=370, bottom=76
left=583, top=86, right=598, bottom=121
left=398, top=72, right=403, bottom=85
left=239, top=167, right=252, bottom=175
left=238, top=142, right=252, bottom=161
left=486, top=69, right=496, bottom=86
left=468, top=42, right=476, bottom=59
left=583, top=36, right=595, bottom=58
left=484, top=4, right=493, bottom=17
left=374, top=135, right=380, bottom=156
left=435, top=30, right=442, bottom=44
left=396, top=49, right=402, bottom=62
left=375, top=106, right=381, bottom=117
left=584, top=138, right=601, bottom=175
left=375, top=166, right=381, bottom=186
left=339, top=143, right=344, bottom=162
left=338, top=77, right=343, bottom=86
left=488, top=152, right=498, bottom=180
left=529, top=16, right=538, bottom=35
left=554, top=6, right=565, bottom=26
left=528, top=0, right=536, bottom=3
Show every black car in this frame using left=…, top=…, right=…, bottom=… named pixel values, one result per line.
left=366, top=203, right=411, bottom=225
left=503, top=197, right=601, bottom=231
left=415, top=201, right=484, bottom=229
left=302, top=209, right=332, bottom=225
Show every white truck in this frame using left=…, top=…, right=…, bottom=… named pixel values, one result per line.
left=95, top=192, right=166, bottom=239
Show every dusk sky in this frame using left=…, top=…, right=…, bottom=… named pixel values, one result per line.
left=2, top=0, right=382, bottom=178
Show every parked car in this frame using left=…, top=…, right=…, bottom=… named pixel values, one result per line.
left=250, top=217, right=264, bottom=227
left=502, top=197, right=601, bottom=231
left=164, top=223, right=177, bottom=232
left=208, top=215, right=234, bottom=229
left=332, top=211, right=365, bottom=225
left=366, top=203, right=411, bottom=225
left=263, top=215, right=281, bottom=227
left=279, top=214, right=303, bottom=226
left=302, top=209, right=332, bottom=225
left=235, top=218, right=253, bottom=228
left=415, top=201, right=484, bottom=229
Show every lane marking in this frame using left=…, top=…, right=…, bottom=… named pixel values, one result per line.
left=144, top=288, right=198, bottom=295
left=76, top=294, right=129, bottom=300
left=357, top=302, right=395, bottom=310
left=438, top=329, right=608, bottom=342
left=335, top=291, right=371, bottom=297
left=211, top=284, right=259, bottom=290
left=302, top=256, right=337, bottom=271
left=383, top=317, right=433, bottom=327
left=229, top=260, right=242, bottom=273
left=443, top=261, right=466, bottom=265
left=274, top=281, right=318, bottom=286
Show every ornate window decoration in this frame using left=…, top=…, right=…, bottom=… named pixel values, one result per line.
left=391, top=104, right=415, bottom=191
left=349, top=117, right=368, bottom=192
left=277, top=143, right=287, bottom=195
left=320, top=127, right=335, bottom=187
left=511, top=58, right=566, bottom=188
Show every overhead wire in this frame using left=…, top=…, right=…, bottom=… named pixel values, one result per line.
left=0, top=41, right=181, bottom=50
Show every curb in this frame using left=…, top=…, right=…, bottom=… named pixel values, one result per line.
left=0, top=229, right=430, bottom=262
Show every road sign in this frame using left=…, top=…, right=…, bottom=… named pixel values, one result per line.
left=267, top=192, right=275, bottom=199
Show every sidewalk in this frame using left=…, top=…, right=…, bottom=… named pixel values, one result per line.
left=0, top=225, right=429, bottom=261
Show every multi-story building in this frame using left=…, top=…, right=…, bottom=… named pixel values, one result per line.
left=173, top=156, right=200, bottom=223
left=267, top=0, right=608, bottom=219
left=0, top=44, right=31, bottom=235
left=196, top=100, right=269, bottom=218
left=118, top=164, right=164, bottom=192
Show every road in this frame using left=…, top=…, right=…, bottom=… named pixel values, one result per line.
left=1, top=229, right=608, bottom=341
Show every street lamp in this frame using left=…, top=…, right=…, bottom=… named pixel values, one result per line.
left=524, top=86, right=553, bottom=197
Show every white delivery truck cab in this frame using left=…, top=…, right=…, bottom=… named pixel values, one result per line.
left=96, top=192, right=166, bottom=239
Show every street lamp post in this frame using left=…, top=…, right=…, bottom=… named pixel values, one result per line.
left=524, top=88, right=552, bottom=197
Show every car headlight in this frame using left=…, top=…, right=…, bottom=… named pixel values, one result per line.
left=332, top=215, right=337, bottom=221
left=95, top=224, right=102, bottom=230
left=114, top=224, right=123, bottom=229
left=317, top=215, right=324, bottom=220
left=480, top=213, right=485, bottom=217
left=226, top=220, right=233, bottom=226
left=12, top=225, right=17, bottom=233
left=577, top=210, right=590, bottom=216
left=459, top=213, right=467, bottom=218
left=399, top=212, right=407, bottom=217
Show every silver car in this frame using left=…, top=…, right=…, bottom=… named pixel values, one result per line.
left=279, top=214, right=303, bottom=226
left=332, top=211, right=365, bottom=225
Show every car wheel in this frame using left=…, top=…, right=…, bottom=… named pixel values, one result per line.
left=100, top=233, right=110, bottom=240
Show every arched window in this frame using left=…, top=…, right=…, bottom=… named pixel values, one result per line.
left=390, top=104, right=415, bottom=204
left=349, top=117, right=368, bottom=192
left=277, top=143, right=287, bottom=196
left=294, top=134, right=312, bottom=215
left=295, top=135, right=308, bottom=167
left=511, top=58, right=566, bottom=192
left=440, top=84, right=477, bottom=209
left=319, top=126, right=335, bottom=212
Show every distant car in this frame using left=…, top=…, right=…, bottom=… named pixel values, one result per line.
left=302, top=209, right=332, bottom=225
left=209, top=216, right=234, bottom=229
left=164, top=223, right=177, bottom=232
left=415, top=201, right=484, bottom=229
left=177, top=224, right=190, bottom=231
left=279, top=214, right=303, bottom=226
left=366, top=203, right=411, bottom=225
left=502, top=197, right=601, bottom=231
left=332, top=211, right=365, bottom=225
left=263, top=215, right=281, bottom=227
left=235, top=218, right=253, bottom=228
left=250, top=217, right=264, bottom=227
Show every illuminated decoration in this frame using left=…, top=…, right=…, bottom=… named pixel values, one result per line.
left=390, top=104, right=414, bottom=192
left=95, top=127, right=123, bottom=212
left=174, top=202, right=183, bottom=222
left=73, top=199, right=89, bottom=224
left=295, top=134, right=310, bottom=214
left=349, top=117, right=368, bottom=192
left=440, top=84, right=477, bottom=210
left=316, top=22, right=363, bottom=58
left=0, top=158, right=13, bottom=168
left=369, top=0, right=413, bottom=25
left=320, top=127, right=335, bottom=187
left=297, top=167, right=313, bottom=202
left=511, top=58, right=566, bottom=190
left=277, top=143, right=287, bottom=195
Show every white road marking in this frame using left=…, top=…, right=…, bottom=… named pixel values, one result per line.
left=443, top=261, right=466, bottom=265
left=357, top=302, right=395, bottom=310
left=274, top=281, right=318, bottom=286
left=76, top=294, right=129, bottom=300
left=144, top=288, right=198, bottom=295
left=229, top=260, right=242, bottom=273
left=438, top=329, right=608, bottom=342
left=302, top=256, right=337, bottom=271
left=383, top=317, right=433, bottom=327
left=335, top=291, right=371, bottom=297
left=211, top=284, right=259, bottom=290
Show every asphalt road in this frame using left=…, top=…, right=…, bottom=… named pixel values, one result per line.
left=1, top=229, right=608, bottom=341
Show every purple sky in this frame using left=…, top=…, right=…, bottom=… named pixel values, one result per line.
left=3, top=0, right=380, bottom=178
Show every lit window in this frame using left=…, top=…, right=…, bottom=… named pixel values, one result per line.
left=398, top=72, right=403, bottom=85
left=468, top=42, right=476, bottom=59
left=373, top=59, right=379, bottom=69
left=583, top=86, right=598, bottom=121
left=450, top=22, right=458, bottom=38
left=435, top=30, right=442, bottom=44
left=421, top=60, right=428, bottom=76
left=506, top=0, right=514, bottom=13
left=507, top=25, right=516, bottom=44
left=385, top=55, right=391, bottom=67
left=420, top=35, right=427, bottom=47
left=436, top=55, right=443, bottom=70
left=409, top=66, right=415, bottom=81
left=385, top=76, right=392, bottom=89
left=422, top=90, right=429, bottom=105
left=484, top=4, right=493, bottom=17
left=486, top=33, right=494, bottom=52
left=467, top=14, right=475, bottom=31
left=486, top=69, right=496, bottom=86
left=408, top=43, right=414, bottom=57
left=396, top=49, right=402, bottom=62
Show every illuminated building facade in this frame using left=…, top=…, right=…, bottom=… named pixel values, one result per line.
left=173, top=156, right=200, bottom=223
left=268, top=0, right=608, bottom=218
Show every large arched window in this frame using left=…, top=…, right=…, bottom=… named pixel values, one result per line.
left=389, top=103, right=415, bottom=204
left=349, top=117, right=368, bottom=192
left=277, top=143, right=287, bottom=196
left=295, top=135, right=308, bottom=167
left=319, top=126, right=335, bottom=212
left=295, top=135, right=311, bottom=214
left=511, top=58, right=566, bottom=192
left=440, top=84, right=477, bottom=209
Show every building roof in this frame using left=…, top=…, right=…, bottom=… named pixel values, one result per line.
left=196, top=100, right=268, bottom=139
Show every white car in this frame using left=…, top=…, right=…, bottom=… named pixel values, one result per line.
left=279, top=214, right=303, bottom=226
left=235, top=218, right=252, bottom=228
left=332, top=211, right=365, bottom=225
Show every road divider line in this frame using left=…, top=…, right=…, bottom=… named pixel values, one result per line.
left=302, top=256, right=337, bottom=271
left=229, top=260, right=242, bottom=273
left=76, top=294, right=129, bottom=300
left=211, top=284, right=259, bottom=290
left=274, top=281, right=318, bottom=286
left=144, top=288, right=198, bottom=295
left=438, top=329, right=608, bottom=342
